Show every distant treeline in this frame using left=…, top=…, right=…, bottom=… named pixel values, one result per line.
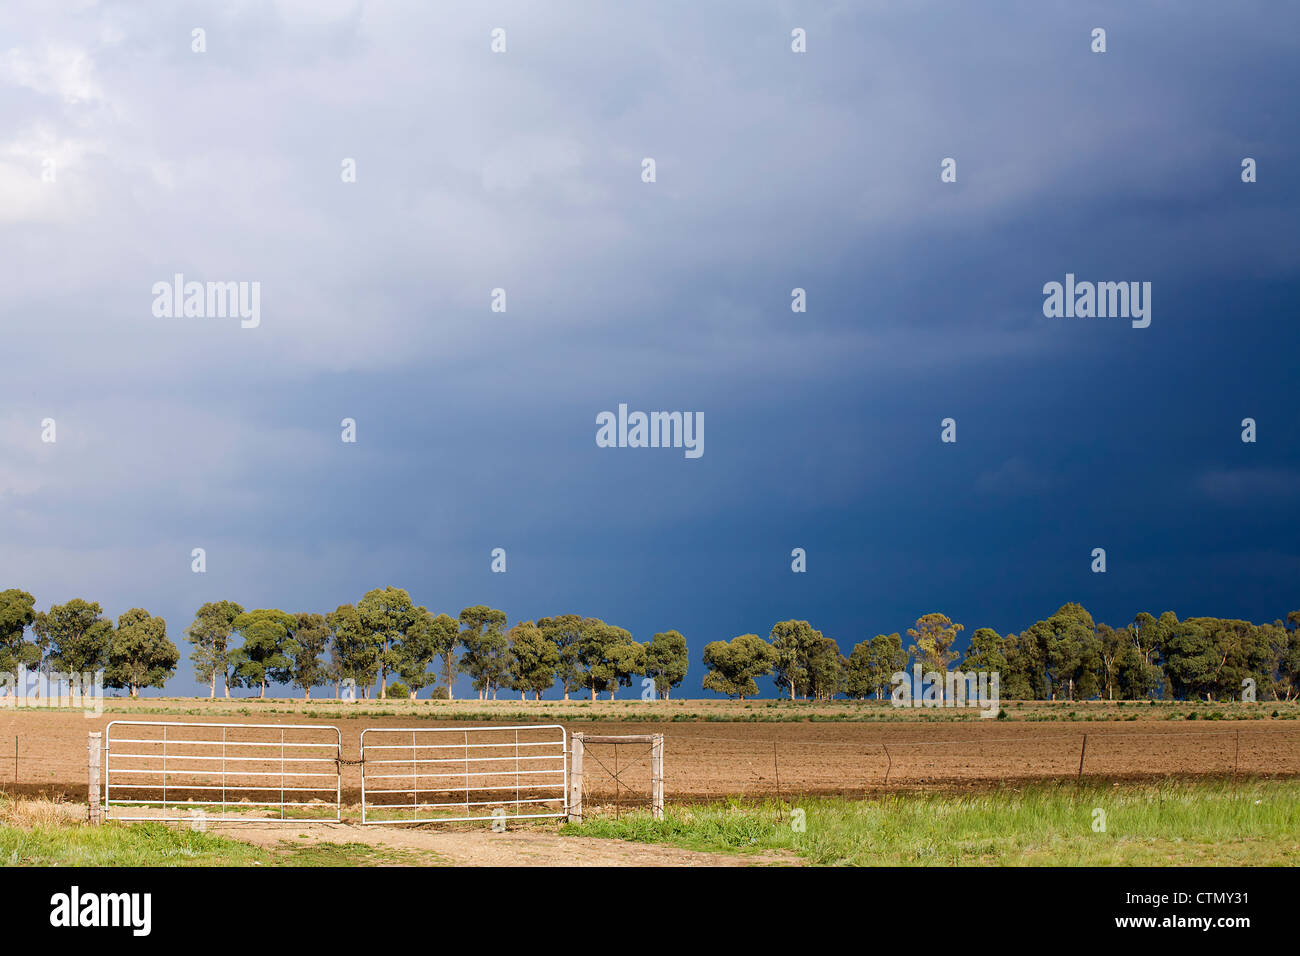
left=0, top=591, right=175, bottom=697
left=1, top=588, right=1296, bottom=702
left=705, top=606, right=1300, bottom=703
left=0, top=587, right=688, bottom=701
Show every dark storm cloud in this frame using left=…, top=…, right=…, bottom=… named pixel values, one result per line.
left=1, top=1, right=1297, bottom=695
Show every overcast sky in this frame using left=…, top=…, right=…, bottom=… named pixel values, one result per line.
left=2, top=1, right=1297, bottom=697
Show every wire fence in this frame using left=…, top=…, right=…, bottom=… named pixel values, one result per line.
left=651, top=727, right=1300, bottom=801
left=0, top=736, right=18, bottom=796
left=580, top=738, right=657, bottom=818
left=4, top=724, right=1300, bottom=815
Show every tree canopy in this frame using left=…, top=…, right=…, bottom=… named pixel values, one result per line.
left=3, top=583, right=1295, bottom=704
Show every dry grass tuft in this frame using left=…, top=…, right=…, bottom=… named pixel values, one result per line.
left=0, top=794, right=85, bottom=829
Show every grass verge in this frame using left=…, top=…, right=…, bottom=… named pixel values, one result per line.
left=0, top=795, right=443, bottom=866
left=562, top=778, right=1300, bottom=865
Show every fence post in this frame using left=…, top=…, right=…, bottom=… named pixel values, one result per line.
left=1076, top=734, right=1088, bottom=781
left=567, top=733, right=584, bottom=823
left=650, top=734, right=664, bottom=821
left=772, top=739, right=781, bottom=819
left=87, top=731, right=102, bottom=825
left=659, top=734, right=666, bottom=820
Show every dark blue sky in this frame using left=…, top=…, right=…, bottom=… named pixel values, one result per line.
left=2, top=2, right=1297, bottom=697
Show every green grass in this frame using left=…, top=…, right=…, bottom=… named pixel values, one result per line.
left=0, top=816, right=444, bottom=867
left=0, top=821, right=271, bottom=866
left=562, top=778, right=1300, bottom=865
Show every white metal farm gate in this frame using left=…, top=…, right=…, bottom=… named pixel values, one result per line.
left=360, top=724, right=567, bottom=825
left=103, top=721, right=342, bottom=823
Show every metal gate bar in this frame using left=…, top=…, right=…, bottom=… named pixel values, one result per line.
left=104, top=721, right=342, bottom=823
left=361, top=724, right=567, bottom=825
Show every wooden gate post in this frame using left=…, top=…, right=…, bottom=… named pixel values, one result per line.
left=87, top=731, right=102, bottom=825
left=567, top=733, right=584, bottom=822
left=651, top=734, right=664, bottom=821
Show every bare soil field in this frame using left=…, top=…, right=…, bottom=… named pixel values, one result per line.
left=2, top=707, right=1297, bottom=804
left=27, top=695, right=1299, bottom=724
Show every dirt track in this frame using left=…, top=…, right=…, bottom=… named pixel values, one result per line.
left=229, top=821, right=797, bottom=866
left=3, top=710, right=1297, bottom=802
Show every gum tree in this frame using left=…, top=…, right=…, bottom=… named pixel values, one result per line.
left=106, top=608, right=178, bottom=698
left=33, top=599, right=114, bottom=675
left=605, top=629, right=645, bottom=700
left=0, top=589, right=38, bottom=675
left=185, top=600, right=244, bottom=698
left=358, top=587, right=421, bottom=699
left=574, top=619, right=642, bottom=700
left=769, top=620, right=823, bottom=700
left=576, top=618, right=617, bottom=700
left=1021, top=604, right=1095, bottom=701
left=802, top=634, right=846, bottom=701
left=906, top=613, right=964, bottom=678
left=507, top=620, right=559, bottom=700
left=538, top=614, right=584, bottom=700
left=459, top=605, right=509, bottom=700
left=645, top=630, right=689, bottom=700
left=327, top=604, right=380, bottom=698
left=844, top=640, right=877, bottom=699
left=394, top=608, right=443, bottom=699
left=702, top=633, right=774, bottom=700
left=285, top=612, right=331, bottom=700
left=228, top=609, right=295, bottom=698
left=423, top=613, right=461, bottom=699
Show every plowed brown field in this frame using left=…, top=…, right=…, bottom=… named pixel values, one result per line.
left=3, top=710, right=1297, bottom=804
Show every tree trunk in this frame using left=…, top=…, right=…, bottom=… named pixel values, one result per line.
left=664, top=687, right=670, bottom=700
left=305, top=687, right=311, bottom=700
left=209, top=671, right=216, bottom=699
left=223, top=673, right=230, bottom=698
left=590, top=687, right=597, bottom=702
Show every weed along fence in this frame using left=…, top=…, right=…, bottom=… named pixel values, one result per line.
left=360, top=724, right=569, bottom=825
left=98, top=721, right=343, bottom=823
